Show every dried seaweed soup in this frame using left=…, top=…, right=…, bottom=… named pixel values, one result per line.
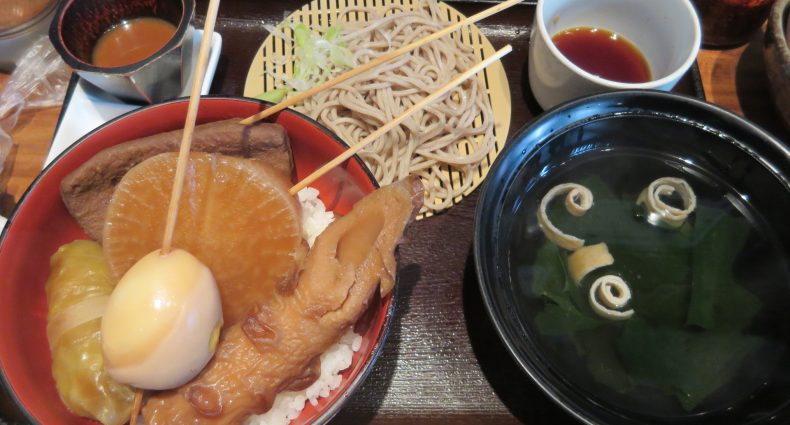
left=510, top=152, right=790, bottom=418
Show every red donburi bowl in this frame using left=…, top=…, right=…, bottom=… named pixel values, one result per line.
left=0, top=97, right=390, bottom=424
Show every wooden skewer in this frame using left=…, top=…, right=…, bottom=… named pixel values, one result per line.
left=161, top=0, right=223, bottom=255
left=130, top=390, right=143, bottom=425
left=289, top=44, right=513, bottom=195
left=131, top=0, right=222, bottom=422
left=239, top=0, right=522, bottom=125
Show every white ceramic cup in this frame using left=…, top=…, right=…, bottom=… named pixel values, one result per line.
left=528, top=0, right=701, bottom=110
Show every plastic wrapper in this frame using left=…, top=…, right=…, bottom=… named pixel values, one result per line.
left=0, top=36, right=70, bottom=176
left=45, top=240, right=134, bottom=425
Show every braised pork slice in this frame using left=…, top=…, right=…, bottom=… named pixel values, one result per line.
left=61, top=120, right=292, bottom=241
left=142, top=176, right=423, bottom=425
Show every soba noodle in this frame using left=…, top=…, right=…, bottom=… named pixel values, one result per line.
left=268, top=0, right=497, bottom=214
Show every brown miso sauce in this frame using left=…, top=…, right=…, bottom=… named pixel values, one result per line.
left=552, top=27, right=651, bottom=84
left=92, top=17, right=176, bottom=68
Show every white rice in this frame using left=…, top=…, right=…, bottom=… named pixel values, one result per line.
left=297, top=187, right=335, bottom=248
left=246, top=331, right=363, bottom=425
left=245, top=188, right=361, bottom=425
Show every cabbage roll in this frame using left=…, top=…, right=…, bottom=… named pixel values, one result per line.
left=45, top=240, right=133, bottom=425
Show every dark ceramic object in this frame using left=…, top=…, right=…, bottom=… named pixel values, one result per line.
left=694, top=0, right=776, bottom=48
left=49, top=0, right=196, bottom=103
left=765, top=0, right=790, bottom=132
left=474, top=90, right=790, bottom=425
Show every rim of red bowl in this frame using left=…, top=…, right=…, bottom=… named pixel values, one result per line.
left=0, top=96, right=394, bottom=425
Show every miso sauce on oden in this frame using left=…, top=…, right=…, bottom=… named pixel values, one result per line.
left=552, top=27, right=651, bottom=83
left=92, top=17, right=176, bottom=68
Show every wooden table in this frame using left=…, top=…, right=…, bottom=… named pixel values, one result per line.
left=0, top=1, right=787, bottom=423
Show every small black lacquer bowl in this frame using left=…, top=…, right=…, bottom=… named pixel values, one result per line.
left=49, top=0, right=195, bottom=103
left=474, top=90, right=790, bottom=425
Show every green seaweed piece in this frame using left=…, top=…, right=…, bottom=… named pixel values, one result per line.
left=545, top=177, right=694, bottom=293
left=686, top=206, right=758, bottom=330
left=533, top=243, right=603, bottom=335
left=617, top=319, right=763, bottom=411
left=607, top=221, right=693, bottom=296
left=576, top=329, right=635, bottom=393
left=631, top=283, right=690, bottom=327
left=531, top=176, right=763, bottom=411
left=712, top=283, right=762, bottom=332
left=535, top=303, right=602, bottom=335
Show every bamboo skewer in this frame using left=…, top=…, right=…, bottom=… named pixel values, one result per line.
left=288, top=44, right=513, bottom=195
left=129, top=390, right=143, bottom=425
left=239, top=0, right=521, bottom=125
left=161, top=0, right=223, bottom=255
left=129, top=0, right=222, bottom=422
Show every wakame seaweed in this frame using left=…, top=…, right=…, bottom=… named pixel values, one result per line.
left=533, top=242, right=603, bottom=335
left=687, top=206, right=760, bottom=331
left=617, top=319, right=762, bottom=411
left=531, top=177, right=763, bottom=411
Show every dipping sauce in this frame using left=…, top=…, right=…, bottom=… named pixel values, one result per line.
left=92, top=17, right=176, bottom=68
left=552, top=27, right=651, bottom=84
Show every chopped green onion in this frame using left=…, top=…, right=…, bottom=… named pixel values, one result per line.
left=293, top=23, right=310, bottom=48
left=255, top=88, right=290, bottom=103
left=266, top=22, right=354, bottom=92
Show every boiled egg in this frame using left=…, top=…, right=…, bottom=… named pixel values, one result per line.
left=101, top=249, right=222, bottom=390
